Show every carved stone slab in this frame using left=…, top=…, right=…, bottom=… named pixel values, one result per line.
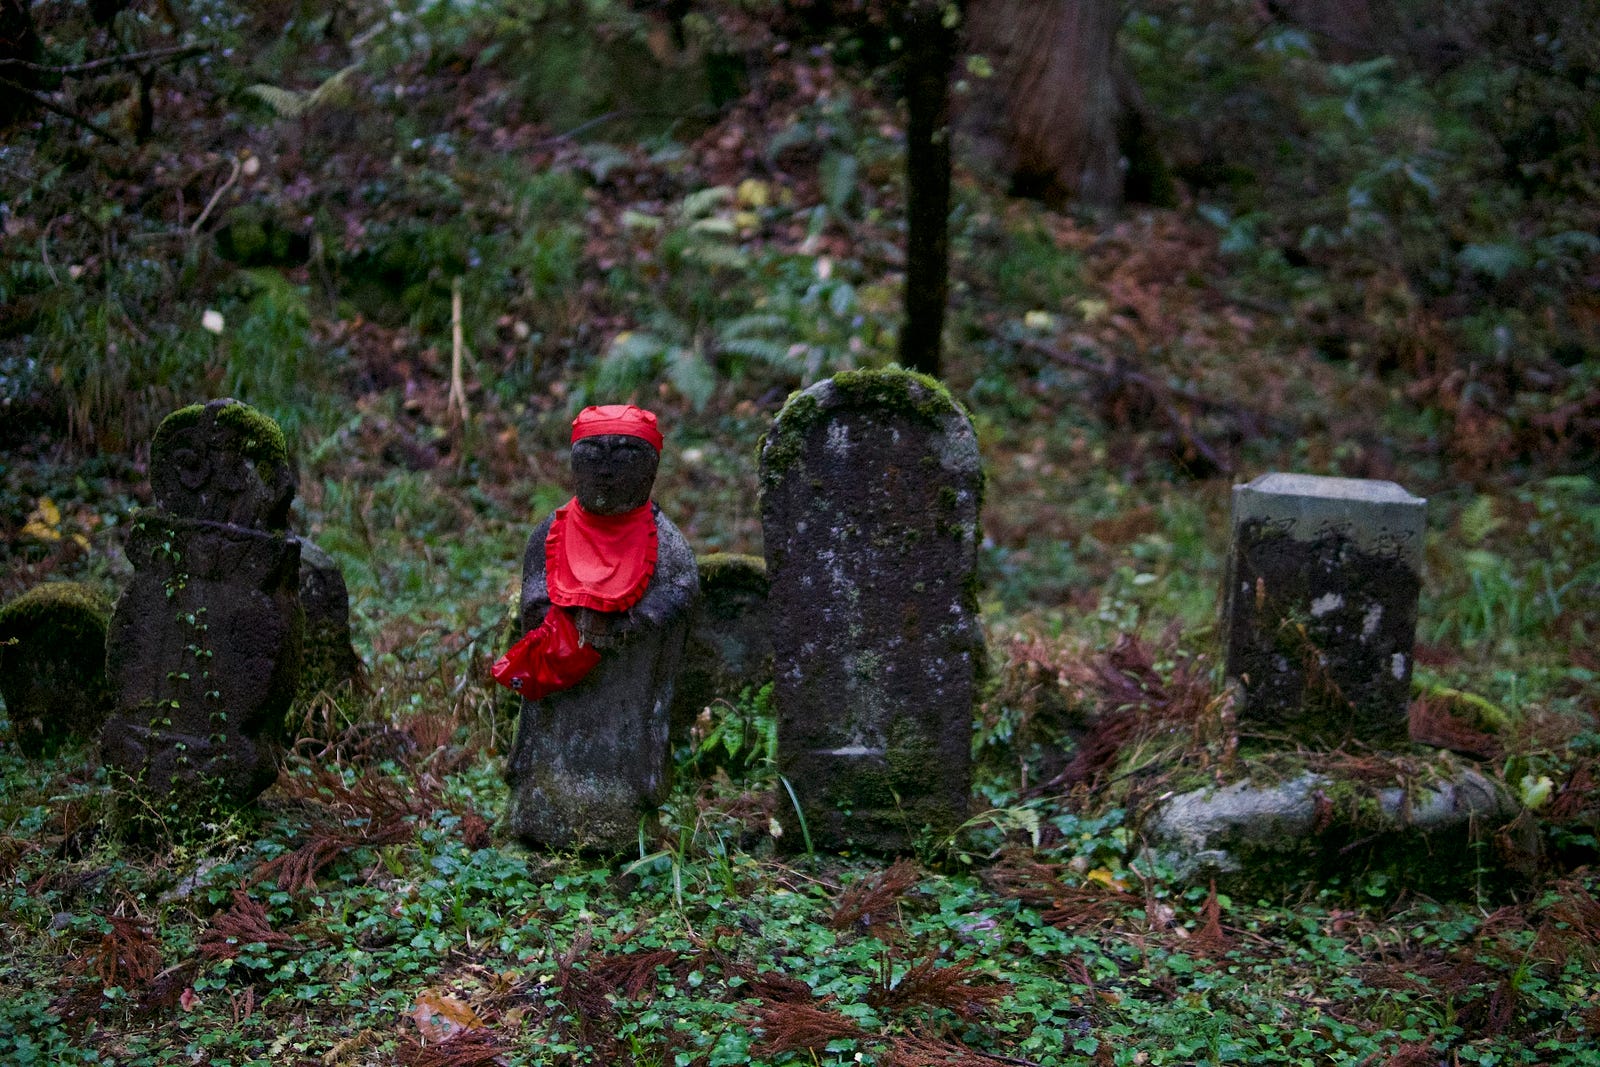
left=102, top=513, right=302, bottom=810
left=760, top=368, right=984, bottom=852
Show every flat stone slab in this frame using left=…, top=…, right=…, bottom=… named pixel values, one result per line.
left=1224, top=472, right=1426, bottom=748
left=1144, top=766, right=1521, bottom=892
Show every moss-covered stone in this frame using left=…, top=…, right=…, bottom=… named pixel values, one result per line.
left=1142, top=750, right=1530, bottom=899
left=759, top=365, right=977, bottom=493
left=151, top=399, right=295, bottom=529
left=296, top=539, right=363, bottom=699
left=760, top=366, right=984, bottom=853
left=0, top=581, right=114, bottom=756
left=676, top=556, right=769, bottom=715
left=1414, top=682, right=1512, bottom=734
left=214, top=204, right=309, bottom=267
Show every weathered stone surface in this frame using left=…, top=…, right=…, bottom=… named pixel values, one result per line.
left=102, top=400, right=304, bottom=825
left=669, top=553, right=772, bottom=744
left=297, top=539, right=363, bottom=696
left=0, top=582, right=114, bottom=756
left=102, top=513, right=302, bottom=810
left=1144, top=765, right=1522, bottom=893
left=150, top=399, right=296, bottom=530
left=1223, top=473, right=1426, bottom=749
left=759, top=368, right=984, bottom=852
left=505, top=509, right=698, bottom=852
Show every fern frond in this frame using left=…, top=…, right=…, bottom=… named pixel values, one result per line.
left=718, top=338, right=794, bottom=366
left=245, top=84, right=308, bottom=118
left=718, top=313, right=788, bottom=339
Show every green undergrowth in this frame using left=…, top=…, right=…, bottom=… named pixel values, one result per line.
left=2, top=0, right=1599, bottom=1063
left=3, top=694, right=1599, bottom=1066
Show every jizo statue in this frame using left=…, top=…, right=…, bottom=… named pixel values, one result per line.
left=496, top=405, right=698, bottom=852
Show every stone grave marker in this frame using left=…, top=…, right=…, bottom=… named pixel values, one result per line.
left=101, top=400, right=303, bottom=822
left=1223, top=472, right=1426, bottom=749
left=504, top=405, right=698, bottom=852
left=297, top=539, right=363, bottom=697
left=759, top=368, right=984, bottom=852
left=669, top=553, right=772, bottom=745
left=0, top=582, right=114, bottom=756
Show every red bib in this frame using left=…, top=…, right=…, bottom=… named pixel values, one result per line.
left=544, top=499, right=658, bottom=613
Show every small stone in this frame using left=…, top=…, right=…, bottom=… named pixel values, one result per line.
left=0, top=582, right=114, bottom=756
left=1223, top=473, right=1425, bottom=749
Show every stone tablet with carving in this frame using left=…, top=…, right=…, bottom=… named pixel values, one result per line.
left=150, top=399, right=296, bottom=530
left=102, top=400, right=303, bottom=826
left=759, top=368, right=984, bottom=852
left=1223, top=473, right=1426, bottom=749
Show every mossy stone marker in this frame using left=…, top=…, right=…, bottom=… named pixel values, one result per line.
left=297, top=539, right=363, bottom=697
left=102, top=400, right=303, bottom=824
left=759, top=368, right=984, bottom=852
left=668, top=553, right=772, bottom=745
left=0, top=582, right=114, bottom=756
left=1223, top=472, right=1426, bottom=749
left=150, top=398, right=295, bottom=530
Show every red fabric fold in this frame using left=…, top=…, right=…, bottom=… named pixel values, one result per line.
left=490, top=605, right=602, bottom=698
left=544, top=499, right=658, bottom=613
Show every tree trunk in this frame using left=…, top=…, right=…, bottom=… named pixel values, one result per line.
left=0, top=0, right=41, bottom=128
left=898, top=1, right=958, bottom=379
left=964, top=0, right=1124, bottom=209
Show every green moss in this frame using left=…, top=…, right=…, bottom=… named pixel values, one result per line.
left=153, top=400, right=290, bottom=477
left=0, top=581, right=112, bottom=643
left=151, top=403, right=206, bottom=458
left=1414, top=682, right=1512, bottom=733
left=759, top=366, right=975, bottom=492
left=214, top=400, right=290, bottom=472
left=695, top=552, right=768, bottom=592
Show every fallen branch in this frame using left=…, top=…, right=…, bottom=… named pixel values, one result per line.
left=1020, top=336, right=1289, bottom=431
left=0, top=43, right=209, bottom=77
left=189, top=156, right=242, bottom=236
left=0, top=76, right=122, bottom=143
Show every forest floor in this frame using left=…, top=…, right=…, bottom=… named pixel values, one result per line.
left=1, top=2, right=1598, bottom=1065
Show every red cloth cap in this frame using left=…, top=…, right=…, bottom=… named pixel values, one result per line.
left=571, top=404, right=663, bottom=451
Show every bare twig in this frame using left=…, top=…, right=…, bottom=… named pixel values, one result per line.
left=0, top=43, right=208, bottom=77
left=39, top=216, right=59, bottom=286
left=189, top=156, right=242, bottom=236
left=0, top=77, right=122, bottom=143
left=449, top=277, right=470, bottom=427
left=1020, top=336, right=1286, bottom=428
left=536, top=109, right=623, bottom=146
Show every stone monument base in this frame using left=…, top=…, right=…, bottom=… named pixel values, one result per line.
left=1142, top=758, right=1529, bottom=896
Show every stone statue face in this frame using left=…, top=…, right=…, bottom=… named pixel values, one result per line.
left=571, top=434, right=659, bottom=515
